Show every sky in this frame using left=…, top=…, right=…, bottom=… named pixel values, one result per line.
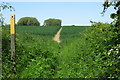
left=2, top=2, right=115, bottom=26
left=1, top=0, right=105, bottom=2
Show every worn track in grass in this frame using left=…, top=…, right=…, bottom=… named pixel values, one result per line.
left=53, top=27, right=62, bottom=43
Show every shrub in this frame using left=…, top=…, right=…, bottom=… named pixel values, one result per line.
left=2, top=26, right=60, bottom=78
left=17, top=17, right=40, bottom=26
left=57, top=22, right=120, bottom=78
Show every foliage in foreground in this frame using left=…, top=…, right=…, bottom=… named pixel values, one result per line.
left=57, top=22, right=120, bottom=78
left=2, top=30, right=60, bottom=78
left=2, top=22, right=120, bottom=78
left=2, top=25, right=60, bottom=78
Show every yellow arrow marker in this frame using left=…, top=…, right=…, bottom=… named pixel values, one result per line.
left=10, top=14, right=15, bottom=34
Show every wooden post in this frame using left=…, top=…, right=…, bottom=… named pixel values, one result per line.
left=10, top=14, right=16, bottom=74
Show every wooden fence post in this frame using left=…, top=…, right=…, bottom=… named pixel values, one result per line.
left=10, top=14, right=16, bottom=74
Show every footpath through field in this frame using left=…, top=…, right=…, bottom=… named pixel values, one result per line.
left=53, top=27, right=62, bottom=43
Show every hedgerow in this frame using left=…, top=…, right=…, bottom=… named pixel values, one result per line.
left=57, top=22, right=120, bottom=78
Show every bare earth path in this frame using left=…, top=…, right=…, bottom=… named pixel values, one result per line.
left=53, top=27, right=62, bottom=43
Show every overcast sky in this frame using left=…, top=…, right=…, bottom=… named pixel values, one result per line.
left=2, top=2, right=115, bottom=26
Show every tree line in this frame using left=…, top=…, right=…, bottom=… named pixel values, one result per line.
left=17, top=17, right=62, bottom=26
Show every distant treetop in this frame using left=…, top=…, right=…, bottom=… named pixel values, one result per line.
left=43, top=18, right=62, bottom=26
left=17, top=17, right=40, bottom=26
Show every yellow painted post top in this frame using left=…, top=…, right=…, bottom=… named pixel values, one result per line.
left=10, top=14, right=15, bottom=34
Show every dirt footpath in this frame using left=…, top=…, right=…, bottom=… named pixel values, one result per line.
left=53, top=27, right=62, bottom=43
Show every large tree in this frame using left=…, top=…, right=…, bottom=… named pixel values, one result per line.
left=17, top=17, right=40, bottom=26
left=43, top=18, right=62, bottom=26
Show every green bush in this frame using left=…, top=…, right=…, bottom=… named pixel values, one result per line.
left=57, top=22, right=120, bottom=78
left=2, top=26, right=60, bottom=78
left=14, top=36, right=60, bottom=78
left=17, top=17, right=40, bottom=26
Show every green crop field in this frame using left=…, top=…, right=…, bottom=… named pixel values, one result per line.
left=60, top=26, right=89, bottom=40
left=16, top=26, right=61, bottom=37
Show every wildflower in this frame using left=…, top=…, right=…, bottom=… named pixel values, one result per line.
left=109, top=49, right=113, bottom=52
left=108, top=52, right=111, bottom=55
left=116, top=51, right=119, bottom=54
left=118, top=56, right=120, bottom=59
left=117, top=44, right=120, bottom=47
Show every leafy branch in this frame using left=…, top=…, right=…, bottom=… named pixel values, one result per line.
left=0, top=2, right=15, bottom=26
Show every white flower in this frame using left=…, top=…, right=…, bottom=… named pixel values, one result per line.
left=108, top=52, right=111, bottom=55
left=109, top=49, right=113, bottom=52
left=116, top=51, right=119, bottom=54
left=118, top=56, right=120, bottom=59
left=116, top=44, right=120, bottom=47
